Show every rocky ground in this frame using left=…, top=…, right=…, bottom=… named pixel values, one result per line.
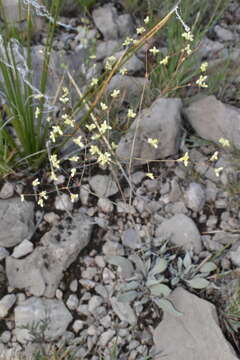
left=0, top=0, right=240, bottom=359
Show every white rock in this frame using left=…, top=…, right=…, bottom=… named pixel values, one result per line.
left=0, top=198, right=34, bottom=248
left=69, top=279, right=78, bottom=292
left=88, top=296, right=103, bottom=313
left=55, top=289, right=63, bottom=299
left=0, top=330, right=11, bottom=343
left=0, top=247, right=9, bottom=261
left=79, top=184, right=90, bottom=205
left=0, top=294, right=16, bottom=318
left=89, top=175, right=118, bottom=198
left=54, top=193, right=73, bottom=211
left=116, top=97, right=182, bottom=166
left=72, top=320, right=84, bottom=333
left=12, top=239, right=33, bottom=258
left=44, top=212, right=60, bottom=224
left=153, top=287, right=238, bottom=360
left=0, top=182, right=15, bottom=199
left=97, top=198, right=114, bottom=213
left=99, top=329, right=115, bottom=347
left=66, top=294, right=79, bottom=311
left=15, top=297, right=73, bottom=343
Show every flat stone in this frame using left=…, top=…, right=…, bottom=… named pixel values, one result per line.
left=0, top=182, right=15, bottom=199
left=107, top=75, right=148, bottom=101
left=184, top=182, right=206, bottom=212
left=155, top=214, right=202, bottom=253
left=12, top=239, right=33, bottom=258
left=0, top=198, right=34, bottom=248
left=0, top=294, right=16, bottom=318
left=54, top=193, right=73, bottom=212
left=15, top=297, right=73, bottom=343
left=92, top=4, right=119, bottom=40
left=6, top=212, right=93, bottom=297
left=89, top=175, right=118, bottom=198
left=183, top=95, right=240, bottom=149
left=153, top=287, right=238, bottom=360
left=121, top=228, right=141, bottom=249
left=214, top=25, right=234, bottom=41
left=116, top=97, right=182, bottom=166
left=96, top=40, right=122, bottom=61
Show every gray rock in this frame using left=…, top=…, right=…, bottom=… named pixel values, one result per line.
left=88, top=296, right=103, bottom=313
left=92, top=4, right=119, bottom=40
left=105, top=50, right=144, bottom=75
left=102, top=241, right=124, bottom=256
left=6, top=212, right=93, bottom=297
left=72, top=320, right=84, bottom=333
left=54, top=193, right=73, bottom=212
left=99, top=329, right=115, bottom=347
left=155, top=214, right=202, bottom=253
left=184, top=96, right=240, bottom=149
left=89, top=175, right=118, bottom=198
left=0, top=330, right=11, bottom=343
left=0, top=247, right=9, bottom=261
left=153, top=287, right=238, bottom=360
left=184, top=182, right=206, bottom=212
left=96, top=40, right=122, bottom=61
left=12, top=239, right=33, bottom=258
left=0, top=182, right=15, bottom=199
left=116, top=14, right=134, bottom=38
left=66, top=294, right=79, bottom=311
left=0, top=294, right=16, bottom=318
left=121, top=228, right=141, bottom=249
left=69, top=279, right=78, bottom=293
left=116, top=97, right=182, bottom=166
left=107, top=75, right=148, bottom=101
left=111, top=297, right=137, bottom=325
left=229, top=242, right=240, bottom=267
left=79, top=184, right=90, bottom=206
left=0, top=198, right=34, bottom=248
left=214, top=25, right=234, bottom=41
left=198, top=37, right=225, bottom=59
left=97, top=198, right=114, bottom=213
left=15, top=297, right=73, bottom=343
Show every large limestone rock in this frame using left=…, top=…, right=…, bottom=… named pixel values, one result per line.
left=0, top=198, right=34, bottom=248
left=116, top=97, right=182, bottom=166
left=155, top=214, right=202, bottom=253
left=184, top=95, right=240, bottom=149
left=153, top=287, right=238, bottom=360
left=15, top=297, right=73, bottom=343
left=6, top=212, right=93, bottom=297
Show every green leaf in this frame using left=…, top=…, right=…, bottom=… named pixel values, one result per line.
left=153, top=298, right=182, bottom=316
left=117, top=291, right=138, bottom=303
left=149, top=258, right=168, bottom=276
left=105, top=256, right=134, bottom=278
left=200, top=262, right=217, bottom=273
left=150, top=283, right=171, bottom=297
left=186, top=277, right=209, bottom=289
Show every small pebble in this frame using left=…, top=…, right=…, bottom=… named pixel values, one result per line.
left=66, top=294, right=79, bottom=310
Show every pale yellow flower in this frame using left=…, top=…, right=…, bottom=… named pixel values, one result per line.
left=119, top=67, right=128, bottom=75
left=182, top=31, right=194, bottom=41
left=20, top=194, right=25, bottom=202
left=123, top=37, right=134, bottom=46
left=219, top=137, right=230, bottom=147
left=90, top=145, right=100, bottom=155
left=59, top=87, right=70, bottom=104
left=70, top=168, right=76, bottom=177
left=50, top=154, right=60, bottom=169
left=146, top=173, right=154, bottom=179
left=70, top=193, right=78, bottom=203
left=214, top=167, right=223, bottom=177
left=99, top=120, right=112, bottom=134
left=127, top=109, right=136, bottom=119
left=50, top=171, right=58, bottom=181
left=136, top=27, right=145, bottom=35
left=200, top=62, right=208, bottom=72
left=149, top=46, right=159, bottom=56
left=39, top=191, right=48, bottom=200
left=69, top=156, right=79, bottom=162
left=111, top=89, right=120, bottom=98
left=210, top=151, right=219, bottom=161
left=105, top=56, right=116, bottom=71
left=160, top=56, right=169, bottom=65
left=100, top=102, right=108, bottom=111
left=90, top=78, right=98, bottom=86
left=177, top=152, right=189, bottom=167
left=35, top=107, right=40, bottom=119
left=38, top=198, right=44, bottom=207
left=144, top=16, right=150, bottom=24
left=32, top=178, right=40, bottom=187
left=86, top=123, right=96, bottom=131
left=73, top=136, right=84, bottom=148
left=196, top=75, right=208, bottom=88
left=98, top=152, right=111, bottom=166
left=147, top=138, right=158, bottom=149
left=182, top=44, right=192, bottom=55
